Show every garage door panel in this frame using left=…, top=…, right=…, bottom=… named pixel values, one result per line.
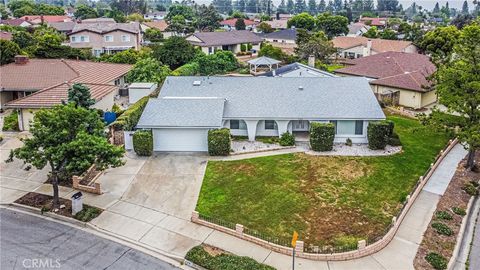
left=153, top=128, right=209, bottom=152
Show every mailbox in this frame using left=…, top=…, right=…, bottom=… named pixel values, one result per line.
left=71, top=191, right=83, bottom=215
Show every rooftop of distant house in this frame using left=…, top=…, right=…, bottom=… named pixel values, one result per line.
left=332, top=36, right=414, bottom=53
left=0, top=18, right=32, bottom=26
left=220, top=18, right=256, bottom=27
left=188, top=30, right=263, bottom=46
left=262, top=28, right=297, bottom=41
left=20, top=15, right=71, bottom=23
left=68, top=21, right=140, bottom=35
left=143, top=20, right=169, bottom=32
left=359, top=17, right=387, bottom=26
left=0, top=31, right=13, bottom=41
left=335, top=51, right=436, bottom=92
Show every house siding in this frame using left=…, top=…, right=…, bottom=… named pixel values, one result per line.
left=69, top=30, right=140, bottom=55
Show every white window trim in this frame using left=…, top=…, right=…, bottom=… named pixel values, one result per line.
left=121, top=35, right=130, bottom=42
left=104, top=35, right=113, bottom=42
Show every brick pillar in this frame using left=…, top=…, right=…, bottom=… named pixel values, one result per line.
left=357, top=240, right=366, bottom=250
left=236, top=224, right=244, bottom=236
left=295, top=240, right=304, bottom=255
left=192, top=211, right=199, bottom=222
left=419, top=176, right=424, bottom=182
left=392, top=216, right=397, bottom=224
left=405, top=195, right=411, bottom=202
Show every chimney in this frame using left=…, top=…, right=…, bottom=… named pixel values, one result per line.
left=14, top=55, right=29, bottom=65
left=363, top=39, right=372, bottom=56
left=308, top=55, right=315, bottom=67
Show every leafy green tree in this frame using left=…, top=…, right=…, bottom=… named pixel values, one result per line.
left=259, top=43, right=293, bottom=62
left=12, top=31, right=35, bottom=49
left=418, top=26, right=460, bottom=65
left=363, top=25, right=378, bottom=38
left=257, top=22, right=274, bottom=33
left=68, top=83, right=95, bottom=108
left=308, top=0, right=317, bottom=15
left=424, top=24, right=480, bottom=170
left=153, top=36, right=196, bottom=69
left=451, top=14, right=474, bottom=29
left=400, top=23, right=424, bottom=43
left=295, top=30, right=335, bottom=62
left=317, top=0, right=326, bottom=12
left=36, top=3, right=65, bottom=15
left=315, top=12, right=348, bottom=39
left=0, top=4, right=10, bottom=19
left=287, top=12, right=315, bottom=30
left=126, top=12, right=144, bottom=22
left=74, top=4, right=99, bottom=19
left=144, top=28, right=163, bottom=43
left=433, top=2, right=440, bottom=14
left=0, top=40, right=21, bottom=65
left=127, top=57, right=171, bottom=84
left=235, top=18, right=246, bottom=30
left=286, top=0, right=295, bottom=13
left=166, top=15, right=194, bottom=34
left=98, top=48, right=149, bottom=64
left=106, top=8, right=127, bottom=22
left=195, top=51, right=238, bottom=75
left=380, top=28, right=397, bottom=40
left=110, top=0, right=147, bottom=15
left=8, top=0, right=34, bottom=17
left=461, top=0, right=469, bottom=14
left=194, top=4, right=221, bottom=32
left=7, top=104, right=124, bottom=208
left=166, top=4, right=194, bottom=20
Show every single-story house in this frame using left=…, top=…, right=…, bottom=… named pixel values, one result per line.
left=0, top=18, right=33, bottom=27
left=260, top=62, right=337, bottom=77
left=335, top=51, right=436, bottom=109
left=262, top=28, right=297, bottom=54
left=136, top=76, right=385, bottom=152
left=220, top=18, right=257, bottom=31
left=141, top=20, right=174, bottom=39
left=144, top=11, right=167, bottom=21
left=1, top=56, right=131, bottom=125
left=5, top=83, right=119, bottom=131
left=347, top=22, right=370, bottom=37
left=359, top=17, right=387, bottom=28
left=263, top=19, right=288, bottom=30
left=186, top=30, right=263, bottom=55
left=20, top=15, right=72, bottom=25
left=332, top=36, right=418, bottom=59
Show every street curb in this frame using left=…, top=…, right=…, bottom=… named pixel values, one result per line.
left=3, top=204, right=192, bottom=270
left=448, top=194, right=479, bottom=270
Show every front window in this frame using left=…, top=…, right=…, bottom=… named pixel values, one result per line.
left=71, top=36, right=77, bottom=43
left=121, top=35, right=130, bottom=42
left=105, top=35, right=113, bottom=42
left=230, top=120, right=246, bottom=130
left=333, top=120, right=364, bottom=135
left=265, top=120, right=277, bottom=130
left=80, top=35, right=89, bottom=42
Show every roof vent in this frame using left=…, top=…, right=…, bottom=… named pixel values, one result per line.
left=193, top=80, right=201, bottom=86
left=298, top=86, right=304, bottom=91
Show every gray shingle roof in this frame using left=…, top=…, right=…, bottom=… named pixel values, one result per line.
left=261, top=62, right=337, bottom=77
left=247, top=56, right=281, bottom=65
left=189, top=30, right=263, bottom=46
left=263, top=28, right=297, bottom=41
left=143, top=76, right=385, bottom=123
left=137, top=97, right=226, bottom=128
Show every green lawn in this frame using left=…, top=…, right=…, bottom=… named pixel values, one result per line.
left=196, top=115, right=451, bottom=247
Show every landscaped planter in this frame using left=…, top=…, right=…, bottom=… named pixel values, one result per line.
left=124, top=131, right=134, bottom=150
left=72, top=164, right=103, bottom=195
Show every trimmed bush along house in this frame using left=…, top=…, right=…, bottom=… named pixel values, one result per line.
left=136, top=76, right=385, bottom=152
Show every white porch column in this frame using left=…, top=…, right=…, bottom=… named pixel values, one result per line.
left=275, top=120, right=290, bottom=137
left=245, top=120, right=259, bottom=141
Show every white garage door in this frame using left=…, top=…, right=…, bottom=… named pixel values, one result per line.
left=153, top=128, right=209, bottom=152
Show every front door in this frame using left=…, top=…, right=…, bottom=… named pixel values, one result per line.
left=292, top=120, right=309, bottom=131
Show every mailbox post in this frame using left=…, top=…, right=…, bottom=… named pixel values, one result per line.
left=71, top=192, right=83, bottom=215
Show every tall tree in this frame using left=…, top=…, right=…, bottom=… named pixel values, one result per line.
left=424, top=24, right=480, bottom=170
left=127, top=58, right=171, bottom=84
left=317, top=0, right=326, bottom=12
left=286, top=0, right=294, bottom=13
left=0, top=40, right=20, bottom=65
left=237, top=0, right=246, bottom=12
left=308, top=0, right=316, bottom=15
left=195, top=4, right=221, bottom=32
left=235, top=17, right=246, bottom=29
left=326, top=0, right=334, bottom=12
left=333, top=0, right=342, bottom=12
left=110, top=0, right=146, bottom=15
left=294, top=0, right=307, bottom=14
left=295, top=30, right=336, bottom=62
left=7, top=104, right=124, bottom=208
left=315, top=12, right=348, bottom=38
left=433, top=2, right=440, bottom=13
left=461, top=0, right=469, bottom=14
left=418, top=26, right=460, bottom=65
left=153, top=36, right=196, bottom=69
left=68, top=84, right=95, bottom=108
left=277, top=0, right=287, bottom=13
left=287, top=12, right=315, bottom=29
left=74, top=4, right=98, bottom=19
left=363, top=0, right=374, bottom=11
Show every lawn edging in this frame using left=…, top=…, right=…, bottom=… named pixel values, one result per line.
left=192, top=138, right=459, bottom=261
left=10, top=202, right=88, bottom=228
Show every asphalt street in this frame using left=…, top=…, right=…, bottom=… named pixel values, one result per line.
left=0, top=208, right=181, bottom=270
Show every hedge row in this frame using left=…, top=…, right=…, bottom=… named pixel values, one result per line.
left=208, top=128, right=230, bottom=156
left=367, top=121, right=391, bottom=150
left=186, top=245, right=275, bottom=270
left=133, top=130, right=153, bottom=156
left=279, top=132, right=295, bottom=146
left=112, top=96, right=149, bottom=131
left=310, top=122, right=335, bottom=151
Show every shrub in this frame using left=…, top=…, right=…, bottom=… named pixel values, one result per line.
left=385, top=120, right=394, bottom=136
left=171, top=62, right=200, bottom=76
left=345, top=138, right=352, bottom=146
left=2, top=110, right=20, bottom=131
left=279, top=132, right=295, bottom=146
left=310, top=122, right=335, bottom=151
left=0, top=135, right=3, bottom=142
left=74, top=205, right=102, bottom=222
left=388, top=131, right=402, bottom=146
left=111, top=104, right=124, bottom=117
left=367, top=121, right=390, bottom=150
left=133, top=130, right=153, bottom=156
left=435, top=211, right=453, bottom=220
left=247, top=43, right=252, bottom=50
left=208, top=128, right=231, bottom=156
left=185, top=245, right=275, bottom=270
left=462, top=182, right=479, bottom=196
left=425, top=252, right=447, bottom=270
left=112, top=96, right=149, bottom=131
left=431, top=222, right=453, bottom=236
left=240, top=44, right=247, bottom=52
left=452, top=207, right=466, bottom=216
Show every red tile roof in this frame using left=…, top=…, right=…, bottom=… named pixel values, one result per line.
left=6, top=83, right=118, bottom=108
left=360, top=17, right=387, bottom=27
left=335, top=52, right=436, bottom=92
left=20, top=15, right=70, bottom=23
left=220, top=18, right=256, bottom=27
left=0, top=31, right=13, bottom=40
left=0, top=18, right=31, bottom=26
left=143, top=20, right=169, bottom=32
left=332, top=36, right=414, bottom=53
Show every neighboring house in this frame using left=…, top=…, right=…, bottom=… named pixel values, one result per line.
left=136, top=76, right=385, bottom=152
left=332, top=36, right=418, bottom=59
left=359, top=17, right=387, bottom=28
left=1, top=56, right=131, bottom=129
left=264, top=19, right=288, bottom=30
left=0, top=18, right=33, bottom=27
left=220, top=18, right=257, bottom=31
left=335, top=51, right=436, bottom=109
left=144, top=11, right=167, bottom=21
left=0, top=31, right=13, bottom=40
left=142, top=20, right=174, bottom=38
left=186, top=30, right=263, bottom=55
left=20, top=15, right=71, bottom=25
left=347, top=22, right=370, bottom=37
left=262, top=28, right=297, bottom=54
left=48, top=21, right=76, bottom=34
left=67, top=21, right=141, bottom=56
left=261, top=62, right=337, bottom=78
